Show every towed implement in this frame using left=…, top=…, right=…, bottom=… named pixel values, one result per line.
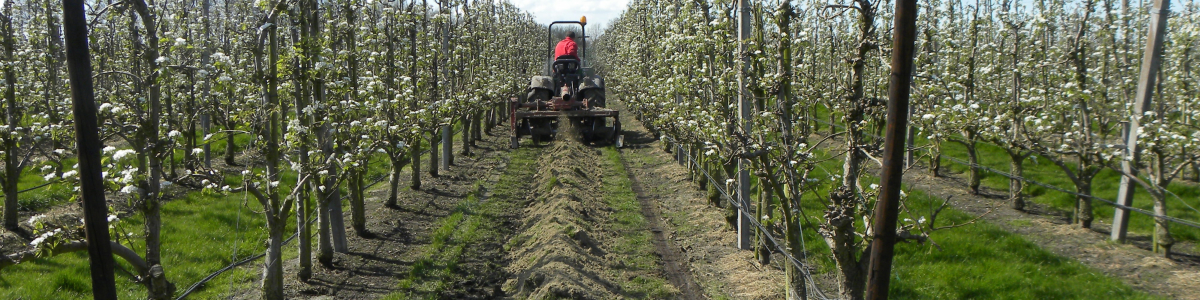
left=510, top=18, right=622, bottom=148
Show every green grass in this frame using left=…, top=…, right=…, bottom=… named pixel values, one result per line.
left=599, top=147, right=676, bottom=299
left=0, top=180, right=284, bottom=299
left=641, top=131, right=1158, bottom=298
left=0, top=139, right=418, bottom=299
left=934, top=139, right=1200, bottom=245
left=15, top=160, right=77, bottom=213
left=889, top=189, right=1159, bottom=299
left=802, top=148, right=1158, bottom=298
left=808, top=106, right=1199, bottom=244
left=394, top=201, right=477, bottom=296
left=385, top=145, right=534, bottom=300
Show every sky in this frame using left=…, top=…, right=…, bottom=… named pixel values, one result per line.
left=509, top=0, right=631, bottom=28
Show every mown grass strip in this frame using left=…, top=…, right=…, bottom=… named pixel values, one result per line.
left=600, top=147, right=677, bottom=299
left=805, top=149, right=1160, bottom=299
left=0, top=117, right=471, bottom=299
left=808, top=106, right=1200, bottom=245
left=0, top=151, right=405, bottom=299
left=891, top=190, right=1160, bottom=299
left=385, top=146, right=534, bottom=300
left=394, top=197, right=482, bottom=296
left=934, top=139, right=1200, bottom=245
left=624, top=137, right=1157, bottom=299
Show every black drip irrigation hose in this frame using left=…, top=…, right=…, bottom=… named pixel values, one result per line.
left=19, top=180, right=59, bottom=194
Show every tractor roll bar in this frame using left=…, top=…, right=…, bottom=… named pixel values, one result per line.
left=546, top=21, right=585, bottom=71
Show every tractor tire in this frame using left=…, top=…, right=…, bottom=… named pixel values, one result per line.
left=527, top=89, right=550, bottom=103
left=612, top=119, right=622, bottom=143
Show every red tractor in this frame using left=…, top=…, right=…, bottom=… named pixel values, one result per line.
left=509, top=18, right=621, bottom=148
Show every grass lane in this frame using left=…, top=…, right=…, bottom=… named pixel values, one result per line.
left=0, top=132, right=439, bottom=298
left=385, top=145, right=532, bottom=299
left=600, top=146, right=677, bottom=298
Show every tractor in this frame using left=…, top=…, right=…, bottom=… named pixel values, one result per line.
left=509, top=17, right=622, bottom=148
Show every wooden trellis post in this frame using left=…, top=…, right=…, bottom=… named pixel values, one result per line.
left=865, top=0, right=919, bottom=297
left=62, top=0, right=119, bottom=297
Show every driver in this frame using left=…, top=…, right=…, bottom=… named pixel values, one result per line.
left=554, top=31, right=579, bottom=59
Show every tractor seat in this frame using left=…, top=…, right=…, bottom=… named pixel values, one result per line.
left=552, top=58, right=580, bottom=75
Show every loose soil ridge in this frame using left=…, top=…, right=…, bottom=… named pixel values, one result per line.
left=502, top=138, right=625, bottom=299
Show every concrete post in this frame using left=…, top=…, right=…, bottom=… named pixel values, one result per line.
left=1113, top=0, right=1171, bottom=243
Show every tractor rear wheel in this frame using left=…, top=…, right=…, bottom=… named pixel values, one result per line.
left=612, top=119, right=622, bottom=142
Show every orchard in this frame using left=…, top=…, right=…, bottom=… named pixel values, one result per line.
left=1, top=0, right=1199, bottom=299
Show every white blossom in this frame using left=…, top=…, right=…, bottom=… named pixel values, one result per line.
left=113, top=149, right=136, bottom=161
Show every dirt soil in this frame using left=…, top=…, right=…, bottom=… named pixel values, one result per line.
left=614, top=104, right=787, bottom=300
left=276, top=128, right=518, bottom=299
left=620, top=148, right=704, bottom=299
left=900, top=167, right=1200, bottom=300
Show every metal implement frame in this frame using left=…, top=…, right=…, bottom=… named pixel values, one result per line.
left=508, top=97, right=619, bottom=148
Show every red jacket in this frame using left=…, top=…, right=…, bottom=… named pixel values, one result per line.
left=554, top=37, right=578, bottom=59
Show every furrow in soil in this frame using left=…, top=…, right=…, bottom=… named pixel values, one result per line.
left=618, top=150, right=705, bottom=299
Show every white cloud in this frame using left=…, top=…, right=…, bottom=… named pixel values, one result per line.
left=510, top=0, right=630, bottom=28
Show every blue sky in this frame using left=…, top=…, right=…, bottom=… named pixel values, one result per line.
left=510, top=0, right=631, bottom=27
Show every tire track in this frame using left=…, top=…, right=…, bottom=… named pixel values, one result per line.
left=617, top=151, right=704, bottom=299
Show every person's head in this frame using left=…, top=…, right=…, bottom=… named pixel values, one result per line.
left=566, top=31, right=576, bottom=39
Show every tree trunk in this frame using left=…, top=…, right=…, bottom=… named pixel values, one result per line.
left=317, top=175, right=334, bottom=265
left=1192, top=162, right=1200, bottom=182
left=2, top=172, right=16, bottom=231
left=1152, top=193, right=1173, bottom=255
left=1075, top=180, right=1093, bottom=228
left=262, top=219, right=285, bottom=300
left=1, top=9, right=17, bottom=230
left=706, top=159, right=721, bottom=208
left=387, top=154, right=404, bottom=207
left=1008, top=151, right=1026, bottom=211
left=42, top=0, right=65, bottom=176
left=828, top=112, right=837, bottom=135
left=485, top=106, right=495, bottom=134
left=460, top=116, right=472, bottom=156
left=965, top=140, right=980, bottom=195
left=842, top=134, right=862, bottom=190
left=930, top=146, right=942, bottom=177
left=410, top=136, right=421, bottom=190
left=429, top=130, right=439, bottom=176
left=225, top=131, right=237, bottom=166
left=130, top=2, right=172, bottom=297
left=144, top=193, right=169, bottom=300
left=200, top=0, right=212, bottom=168
left=824, top=186, right=864, bottom=300
left=350, top=168, right=366, bottom=236
left=472, top=111, right=482, bottom=144
left=297, top=179, right=312, bottom=280
left=785, top=217, right=806, bottom=300
left=329, top=188, right=348, bottom=252
left=755, top=176, right=771, bottom=266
